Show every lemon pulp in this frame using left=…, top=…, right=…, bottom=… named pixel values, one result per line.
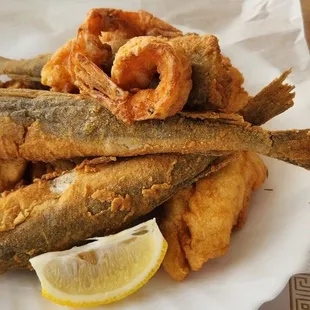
left=30, top=219, right=167, bottom=307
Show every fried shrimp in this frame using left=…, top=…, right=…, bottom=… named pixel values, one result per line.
left=41, top=9, right=181, bottom=92
left=41, top=40, right=81, bottom=93
left=99, top=9, right=182, bottom=38
left=41, top=12, right=113, bottom=93
left=75, top=36, right=192, bottom=123
left=111, top=37, right=192, bottom=119
left=98, top=9, right=181, bottom=49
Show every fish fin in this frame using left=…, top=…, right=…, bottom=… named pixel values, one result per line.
left=240, top=69, right=295, bottom=125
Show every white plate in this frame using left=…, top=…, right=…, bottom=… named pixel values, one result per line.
left=0, top=1, right=310, bottom=309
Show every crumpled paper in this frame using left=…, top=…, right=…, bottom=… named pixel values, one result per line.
left=0, top=1, right=309, bottom=310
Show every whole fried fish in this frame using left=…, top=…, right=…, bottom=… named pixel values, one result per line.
left=0, top=153, right=231, bottom=273
left=0, top=89, right=309, bottom=169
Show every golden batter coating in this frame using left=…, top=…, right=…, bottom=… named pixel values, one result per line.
left=160, top=152, right=267, bottom=281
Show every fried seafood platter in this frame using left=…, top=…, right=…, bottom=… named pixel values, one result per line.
left=0, top=7, right=309, bottom=307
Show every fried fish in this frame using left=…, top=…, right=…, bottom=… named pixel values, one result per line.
left=0, top=89, right=309, bottom=169
left=0, top=153, right=232, bottom=273
left=0, top=52, right=294, bottom=123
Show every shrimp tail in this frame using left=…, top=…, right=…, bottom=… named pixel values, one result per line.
left=74, top=53, right=132, bottom=123
left=77, top=36, right=192, bottom=123
left=75, top=53, right=128, bottom=101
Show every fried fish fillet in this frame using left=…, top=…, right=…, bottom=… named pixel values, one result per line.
left=0, top=159, right=26, bottom=193
left=0, top=89, right=309, bottom=169
left=160, top=152, right=267, bottom=281
left=0, top=153, right=233, bottom=273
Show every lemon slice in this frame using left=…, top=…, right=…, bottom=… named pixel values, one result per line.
left=30, top=219, right=167, bottom=307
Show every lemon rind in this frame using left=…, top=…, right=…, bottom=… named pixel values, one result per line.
left=42, top=241, right=167, bottom=308
left=31, top=219, right=168, bottom=307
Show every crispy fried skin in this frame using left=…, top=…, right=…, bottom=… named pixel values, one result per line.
left=0, top=89, right=309, bottom=169
left=0, top=159, right=26, bottom=193
left=0, top=154, right=234, bottom=273
left=171, top=34, right=249, bottom=112
left=160, top=152, right=267, bottom=281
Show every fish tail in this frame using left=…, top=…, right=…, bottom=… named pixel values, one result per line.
left=269, top=129, right=310, bottom=169
left=240, top=69, right=295, bottom=125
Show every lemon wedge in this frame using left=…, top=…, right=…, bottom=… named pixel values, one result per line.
left=30, top=219, right=167, bottom=307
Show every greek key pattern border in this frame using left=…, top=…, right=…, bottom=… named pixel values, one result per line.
left=290, top=274, right=310, bottom=310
